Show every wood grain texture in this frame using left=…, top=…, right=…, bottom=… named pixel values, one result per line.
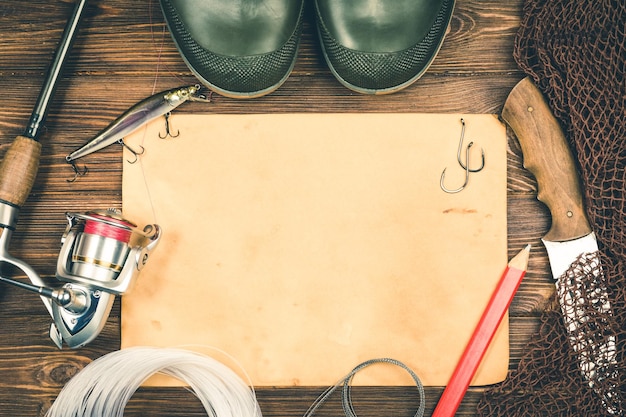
left=0, top=0, right=560, bottom=416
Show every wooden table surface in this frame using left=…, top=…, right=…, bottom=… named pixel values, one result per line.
left=0, top=1, right=557, bottom=415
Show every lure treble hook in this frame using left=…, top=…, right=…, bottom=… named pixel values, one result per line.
left=117, top=139, right=145, bottom=164
left=66, top=159, right=88, bottom=183
left=159, top=112, right=180, bottom=139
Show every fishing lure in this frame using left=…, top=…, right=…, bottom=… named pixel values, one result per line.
left=66, top=84, right=209, bottom=168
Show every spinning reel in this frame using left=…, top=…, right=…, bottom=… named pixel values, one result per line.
left=0, top=208, right=160, bottom=348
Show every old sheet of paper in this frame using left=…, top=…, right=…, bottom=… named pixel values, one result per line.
left=121, top=113, right=507, bottom=386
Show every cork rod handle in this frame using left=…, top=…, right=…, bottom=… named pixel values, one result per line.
left=0, top=136, right=41, bottom=208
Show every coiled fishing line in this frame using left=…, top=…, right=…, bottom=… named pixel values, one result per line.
left=45, top=346, right=263, bottom=417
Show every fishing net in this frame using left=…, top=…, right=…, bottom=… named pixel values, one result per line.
left=477, top=0, right=625, bottom=415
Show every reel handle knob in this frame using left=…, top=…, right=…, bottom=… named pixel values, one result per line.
left=49, top=286, right=89, bottom=314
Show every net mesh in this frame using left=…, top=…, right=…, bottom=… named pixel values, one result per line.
left=477, top=0, right=625, bottom=415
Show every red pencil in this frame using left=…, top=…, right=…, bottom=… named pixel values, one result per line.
left=431, top=244, right=530, bottom=417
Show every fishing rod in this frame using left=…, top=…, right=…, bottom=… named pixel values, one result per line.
left=0, top=0, right=88, bottom=311
left=0, top=0, right=86, bottom=213
left=0, top=0, right=160, bottom=349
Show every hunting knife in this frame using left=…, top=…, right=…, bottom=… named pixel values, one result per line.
left=502, top=77, right=622, bottom=415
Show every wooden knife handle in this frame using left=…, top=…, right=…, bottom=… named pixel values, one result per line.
left=0, top=136, right=41, bottom=208
left=501, top=77, right=591, bottom=242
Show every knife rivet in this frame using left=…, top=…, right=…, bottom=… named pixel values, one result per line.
left=567, top=210, right=573, bottom=217
left=527, top=106, right=534, bottom=113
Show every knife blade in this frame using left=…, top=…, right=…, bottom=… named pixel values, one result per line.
left=501, top=77, right=622, bottom=414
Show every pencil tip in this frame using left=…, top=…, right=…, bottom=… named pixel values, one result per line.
left=509, top=244, right=531, bottom=270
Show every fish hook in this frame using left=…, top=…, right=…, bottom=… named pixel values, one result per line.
left=66, top=159, right=88, bottom=183
left=456, top=118, right=485, bottom=172
left=117, top=138, right=145, bottom=164
left=441, top=141, right=474, bottom=193
left=159, top=112, right=180, bottom=139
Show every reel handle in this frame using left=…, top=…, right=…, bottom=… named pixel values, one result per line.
left=0, top=136, right=41, bottom=208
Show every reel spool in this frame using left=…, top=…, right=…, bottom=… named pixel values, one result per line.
left=68, top=212, right=135, bottom=283
left=51, top=209, right=160, bottom=349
